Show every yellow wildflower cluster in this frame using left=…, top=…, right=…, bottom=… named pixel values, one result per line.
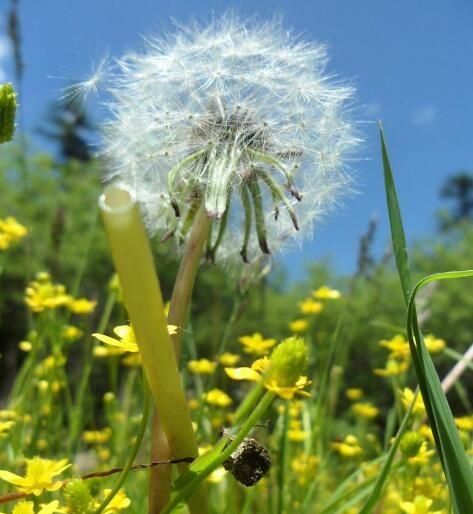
left=24, top=272, right=96, bottom=314
left=332, top=435, right=363, bottom=458
left=0, top=216, right=28, bottom=250
left=288, top=285, right=341, bottom=334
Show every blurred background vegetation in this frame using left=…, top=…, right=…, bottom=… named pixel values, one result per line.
left=0, top=0, right=472, bottom=429
left=0, top=91, right=472, bottom=421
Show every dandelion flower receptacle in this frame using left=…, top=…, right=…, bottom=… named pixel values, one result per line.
left=100, top=15, right=359, bottom=265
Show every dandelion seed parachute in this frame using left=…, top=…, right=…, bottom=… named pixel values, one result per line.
left=100, top=14, right=360, bottom=265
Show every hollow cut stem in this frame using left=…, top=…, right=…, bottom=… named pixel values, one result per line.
left=98, top=185, right=206, bottom=514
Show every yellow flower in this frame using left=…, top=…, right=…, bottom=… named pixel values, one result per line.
left=218, top=352, right=240, bottom=367
left=0, top=217, right=28, bottom=251
left=408, top=442, right=434, bottom=466
left=400, top=388, right=425, bottom=416
left=379, top=334, right=410, bottom=359
left=18, top=341, right=33, bottom=352
left=373, top=357, right=409, bottom=377
left=400, top=495, right=442, bottom=514
left=207, top=467, right=227, bottom=484
left=61, top=325, right=83, bottom=342
left=287, top=420, right=307, bottom=442
left=67, top=298, right=97, bottom=315
left=313, top=286, right=341, bottom=300
left=99, top=489, right=131, bottom=514
left=455, top=415, right=473, bottom=432
left=82, top=427, right=112, bottom=445
left=299, top=298, right=323, bottom=315
left=0, top=420, right=15, bottom=436
left=0, top=457, right=70, bottom=495
left=92, top=324, right=178, bottom=354
left=351, top=402, right=379, bottom=420
left=346, top=388, right=364, bottom=401
left=203, top=388, right=232, bottom=408
left=1, top=500, right=60, bottom=514
left=424, top=334, right=446, bottom=354
left=238, top=332, right=276, bottom=355
left=332, top=435, right=362, bottom=458
left=24, top=274, right=72, bottom=313
left=288, top=319, right=309, bottom=333
left=226, top=337, right=311, bottom=400
left=188, top=359, right=217, bottom=375
left=291, top=454, right=319, bottom=485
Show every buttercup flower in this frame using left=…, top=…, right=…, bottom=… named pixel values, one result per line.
left=96, top=15, right=358, bottom=264
left=203, top=388, right=233, bottom=408
left=0, top=500, right=60, bottom=514
left=218, top=352, right=241, bottom=367
left=226, top=336, right=311, bottom=399
left=187, top=359, right=217, bottom=375
left=313, top=286, right=341, bottom=299
left=0, top=216, right=27, bottom=250
left=332, top=435, right=362, bottom=458
left=400, top=495, right=442, bottom=514
left=238, top=332, right=276, bottom=355
left=92, top=323, right=177, bottom=353
left=0, top=457, right=70, bottom=495
left=288, top=319, right=309, bottom=333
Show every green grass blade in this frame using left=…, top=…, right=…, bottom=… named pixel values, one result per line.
left=380, top=125, right=473, bottom=514
left=379, top=124, right=412, bottom=304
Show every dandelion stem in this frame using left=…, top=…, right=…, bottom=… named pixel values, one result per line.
left=149, top=206, right=211, bottom=514
left=98, top=184, right=205, bottom=514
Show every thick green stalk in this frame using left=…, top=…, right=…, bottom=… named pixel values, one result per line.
left=98, top=185, right=207, bottom=514
left=149, top=207, right=211, bottom=513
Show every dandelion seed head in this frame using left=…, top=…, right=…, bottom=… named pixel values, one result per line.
left=100, top=14, right=361, bottom=265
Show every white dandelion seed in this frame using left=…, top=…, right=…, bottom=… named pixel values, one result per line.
left=100, top=14, right=361, bottom=265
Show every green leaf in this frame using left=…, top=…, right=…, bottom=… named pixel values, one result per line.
left=378, top=125, right=473, bottom=514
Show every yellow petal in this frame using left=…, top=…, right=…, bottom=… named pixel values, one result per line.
left=225, top=367, right=261, bottom=382
left=0, top=470, right=26, bottom=486
left=91, top=334, right=122, bottom=347
left=113, top=325, right=132, bottom=339
left=38, top=501, right=60, bottom=514
left=251, top=357, right=269, bottom=373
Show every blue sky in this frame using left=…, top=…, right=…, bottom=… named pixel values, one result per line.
left=2, top=0, right=472, bottom=280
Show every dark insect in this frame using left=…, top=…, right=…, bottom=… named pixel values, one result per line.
left=221, top=429, right=272, bottom=487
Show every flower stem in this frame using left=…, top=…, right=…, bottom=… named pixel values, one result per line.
left=162, top=391, right=275, bottom=514
left=98, top=185, right=205, bottom=514
left=149, top=206, right=211, bottom=513
left=93, top=375, right=150, bottom=514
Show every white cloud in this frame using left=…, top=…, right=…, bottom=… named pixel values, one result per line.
left=411, top=105, right=437, bottom=127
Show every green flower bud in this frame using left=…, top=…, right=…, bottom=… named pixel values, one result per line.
left=64, top=479, right=93, bottom=514
left=400, top=431, right=424, bottom=458
left=267, top=336, right=308, bottom=387
left=0, top=83, right=17, bottom=144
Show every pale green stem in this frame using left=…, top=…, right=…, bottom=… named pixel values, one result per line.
left=277, top=403, right=290, bottom=514
left=149, top=206, right=211, bottom=513
left=98, top=185, right=206, bottom=514
left=162, top=391, right=275, bottom=514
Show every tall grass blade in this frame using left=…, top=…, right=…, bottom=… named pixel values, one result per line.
left=379, top=125, right=473, bottom=514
